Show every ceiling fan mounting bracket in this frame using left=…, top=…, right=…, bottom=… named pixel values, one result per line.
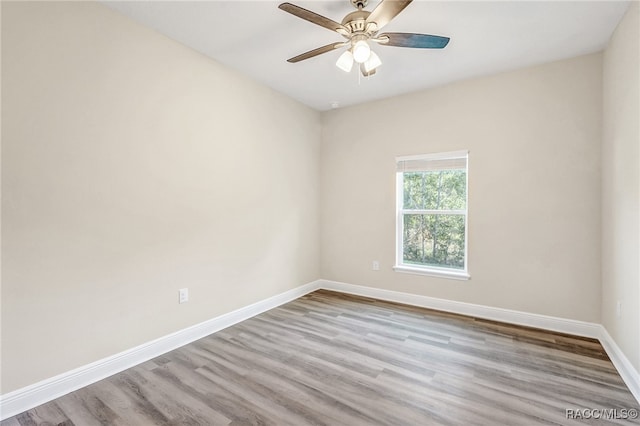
left=350, top=0, right=368, bottom=10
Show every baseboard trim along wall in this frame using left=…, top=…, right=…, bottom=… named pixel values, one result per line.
left=598, top=326, right=640, bottom=403
left=320, top=280, right=602, bottom=337
left=2, top=279, right=638, bottom=419
left=0, top=281, right=320, bottom=420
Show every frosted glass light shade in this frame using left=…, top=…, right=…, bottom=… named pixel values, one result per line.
left=352, top=40, right=371, bottom=63
left=363, top=51, right=382, bottom=73
left=336, top=50, right=354, bottom=72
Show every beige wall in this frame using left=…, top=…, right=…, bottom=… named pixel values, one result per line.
left=602, top=2, right=640, bottom=372
left=1, top=1, right=321, bottom=393
left=2, top=0, right=635, bottom=399
left=321, top=53, right=603, bottom=322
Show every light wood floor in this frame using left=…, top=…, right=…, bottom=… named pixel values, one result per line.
left=3, top=290, right=639, bottom=425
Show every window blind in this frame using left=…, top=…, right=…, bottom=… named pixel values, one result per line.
left=396, top=151, right=468, bottom=172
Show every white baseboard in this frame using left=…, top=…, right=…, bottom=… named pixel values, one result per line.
left=0, top=280, right=321, bottom=420
left=598, top=326, right=640, bottom=403
left=3, top=278, right=638, bottom=420
left=318, top=279, right=640, bottom=405
left=318, top=280, right=602, bottom=338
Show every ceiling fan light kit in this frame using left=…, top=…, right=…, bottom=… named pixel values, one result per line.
left=278, top=0, right=450, bottom=77
left=336, top=50, right=355, bottom=72
left=352, top=39, right=371, bottom=63
left=363, top=51, right=382, bottom=73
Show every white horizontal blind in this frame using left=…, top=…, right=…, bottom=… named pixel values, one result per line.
left=396, top=150, right=468, bottom=172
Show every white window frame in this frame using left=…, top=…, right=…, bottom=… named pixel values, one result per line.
left=394, top=150, right=470, bottom=280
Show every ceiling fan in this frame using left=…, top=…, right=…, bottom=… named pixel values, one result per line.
left=278, top=0, right=450, bottom=77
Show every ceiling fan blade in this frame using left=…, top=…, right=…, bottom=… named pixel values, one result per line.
left=366, top=0, right=412, bottom=32
left=279, top=3, right=350, bottom=35
left=377, top=32, right=450, bottom=48
left=287, top=42, right=344, bottom=63
left=360, top=63, right=377, bottom=77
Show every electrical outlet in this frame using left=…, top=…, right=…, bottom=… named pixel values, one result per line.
left=372, top=261, right=380, bottom=271
left=616, top=300, right=621, bottom=317
left=179, top=288, right=189, bottom=304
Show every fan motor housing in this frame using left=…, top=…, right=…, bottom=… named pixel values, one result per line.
left=341, top=10, right=372, bottom=34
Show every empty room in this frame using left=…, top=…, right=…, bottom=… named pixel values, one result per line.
left=1, top=0, right=639, bottom=424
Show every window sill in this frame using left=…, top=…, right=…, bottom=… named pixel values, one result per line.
left=393, top=265, right=470, bottom=281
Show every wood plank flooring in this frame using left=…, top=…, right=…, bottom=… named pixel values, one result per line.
left=3, top=290, right=639, bottom=425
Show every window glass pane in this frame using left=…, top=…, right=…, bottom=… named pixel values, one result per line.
left=403, top=214, right=465, bottom=269
left=403, top=170, right=466, bottom=210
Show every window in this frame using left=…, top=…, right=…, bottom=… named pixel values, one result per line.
left=394, top=151, right=469, bottom=280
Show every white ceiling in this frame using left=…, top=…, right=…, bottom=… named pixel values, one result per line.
left=104, top=1, right=630, bottom=111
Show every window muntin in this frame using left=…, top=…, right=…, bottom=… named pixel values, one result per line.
left=395, top=151, right=469, bottom=279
